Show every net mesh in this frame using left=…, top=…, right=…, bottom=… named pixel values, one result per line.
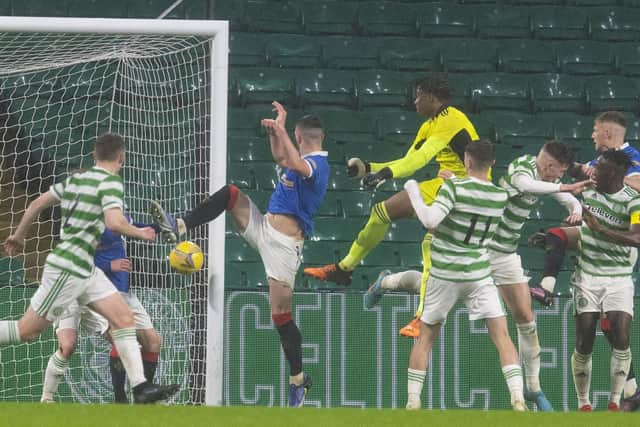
left=0, top=32, right=213, bottom=403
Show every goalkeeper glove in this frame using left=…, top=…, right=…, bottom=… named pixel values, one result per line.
left=361, top=167, right=392, bottom=190
left=346, top=157, right=370, bottom=178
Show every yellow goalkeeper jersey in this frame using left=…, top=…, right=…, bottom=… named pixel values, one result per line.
left=370, top=106, right=478, bottom=179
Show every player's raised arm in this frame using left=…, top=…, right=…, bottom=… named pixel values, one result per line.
left=404, top=179, right=449, bottom=230
left=3, top=191, right=59, bottom=256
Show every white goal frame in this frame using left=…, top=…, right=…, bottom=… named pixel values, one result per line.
left=0, top=16, right=228, bottom=406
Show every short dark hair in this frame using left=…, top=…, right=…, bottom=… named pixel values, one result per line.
left=295, top=114, right=323, bottom=131
left=465, top=139, right=495, bottom=169
left=94, top=133, right=125, bottom=161
left=596, top=111, right=626, bottom=128
left=542, top=140, right=574, bottom=166
left=600, top=148, right=632, bottom=173
left=415, top=75, right=451, bottom=102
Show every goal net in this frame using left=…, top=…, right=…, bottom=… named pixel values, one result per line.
left=0, top=19, right=227, bottom=404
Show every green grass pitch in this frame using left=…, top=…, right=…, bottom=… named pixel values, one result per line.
left=2, top=403, right=639, bottom=427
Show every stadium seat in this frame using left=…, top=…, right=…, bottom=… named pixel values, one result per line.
left=317, top=109, right=378, bottom=144
left=327, top=165, right=363, bottom=191
left=509, top=0, right=564, bottom=4
left=265, top=34, right=321, bottom=68
left=357, top=2, right=418, bottom=36
left=359, top=242, right=402, bottom=267
left=302, top=1, right=358, bottom=35
left=295, top=69, right=356, bottom=108
left=229, top=33, right=267, bottom=67
left=445, top=73, right=474, bottom=112
left=226, top=262, right=267, bottom=288
left=494, top=143, right=539, bottom=169
left=228, top=137, right=272, bottom=162
left=556, top=41, right=616, bottom=75
left=530, top=6, right=588, bottom=40
left=227, top=108, right=264, bottom=138
left=212, top=1, right=245, bottom=31
left=396, top=242, right=423, bottom=268
left=378, top=37, right=441, bottom=72
left=626, top=117, right=640, bottom=145
left=340, top=191, right=375, bottom=217
left=566, top=0, right=619, bottom=5
left=614, top=42, right=640, bottom=76
left=469, top=73, right=531, bottom=113
left=476, top=6, right=532, bottom=39
left=13, top=0, right=67, bottom=16
left=313, top=217, right=368, bottom=241
left=249, top=162, right=279, bottom=191
left=226, top=237, right=260, bottom=263
left=244, top=1, right=303, bottom=33
left=485, top=112, right=553, bottom=146
left=441, top=39, right=498, bottom=73
left=320, top=36, right=381, bottom=70
left=466, top=113, right=497, bottom=142
left=550, top=112, right=594, bottom=159
left=386, top=220, right=426, bottom=243
left=498, top=39, right=557, bottom=74
left=375, top=110, right=424, bottom=145
left=590, top=7, right=640, bottom=41
left=302, top=241, right=345, bottom=265
left=586, top=75, right=640, bottom=113
left=357, top=70, right=412, bottom=109
left=0, top=257, right=24, bottom=286
left=233, top=68, right=296, bottom=106
left=316, top=191, right=342, bottom=217
left=126, top=0, right=185, bottom=18
left=417, top=3, right=476, bottom=38
left=529, top=73, right=586, bottom=114
left=67, top=0, right=125, bottom=17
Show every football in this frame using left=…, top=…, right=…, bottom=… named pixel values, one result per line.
left=169, top=241, right=204, bottom=274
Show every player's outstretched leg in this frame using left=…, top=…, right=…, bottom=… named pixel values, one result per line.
left=400, top=234, right=432, bottom=338
left=109, top=346, right=128, bottom=403
left=364, top=270, right=391, bottom=309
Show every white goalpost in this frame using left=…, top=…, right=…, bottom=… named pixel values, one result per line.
left=0, top=17, right=228, bottom=406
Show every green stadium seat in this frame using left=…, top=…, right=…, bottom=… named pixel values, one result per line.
left=417, top=3, right=476, bottom=38
left=467, top=113, right=497, bottom=142
left=229, top=33, right=267, bottom=67
left=243, top=190, right=272, bottom=210
left=228, top=108, right=263, bottom=138
left=316, top=191, right=341, bottom=217
left=320, top=36, right=381, bottom=70
left=126, top=0, right=183, bottom=18
left=318, top=109, right=378, bottom=144
left=228, top=163, right=256, bottom=189
left=386, top=220, right=426, bottom=243
left=549, top=112, right=594, bottom=158
left=228, top=137, right=272, bottom=162
left=441, top=39, right=498, bottom=73
left=296, top=69, right=356, bottom=108
left=498, top=39, right=557, bottom=74
left=358, top=2, right=418, bottom=36
left=302, top=241, right=345, bottom=265
left=234, top=68, right=296, bottom=107
left=556, top=41, right=615, bottom=75
left=485, top=112, right=553, bottom=146
left=226, top=262, right=268, bottom=288
left=586, top=75, right=640, bottom=113
left=590, top=7, right=640, bottom=42
left=357, top=70, right=412, bottom=109
left=509, top=0, right=564, bottom=4
left=494, top=143, right=539, bottom=169
left=476, top=6, right=532, bottom=39
left=0, top=257, right=24, bottom=286
left=340, top=190, right=375, bottom=217
left=226, top=237, right=260, bottom=263
left=529, top=73, right=586, bottom=114
left=244, top=1, right=303, bottom=33
left=396, top=242, right=424, bottom=269
left=530, top=6, right=588, bottom=40
left=13, top=0, right=67, bottom=16
left=445, top=73, right=474, bottom=112
left=302, top=1, right=358, bottom=35
left=212, top=1, right=245, bottom=30
left=623, top=0, right=640, bottom=6
left=626, top=117, right=640, bottom=145
left=327, top=165, right=362, bottom=191
left=266, top=34, right=322, bottom=68
left=249, top=162, right=279, bottom=191
left=469, top=73, right=530, bottom=113
left=566, top=0, right=619, bottom=5
left=614, top=42, right=640, bottom=76
left=313, top=217, right=368, bottom=241
left=360, top=242, right=402, bottom=267
left=67, top=0, right=125, bottom=17
left=375, top=110, right=423, bottom=145
left=182, top=0, right=208, bottom=19
left=378, top=37, right=441, bottom=72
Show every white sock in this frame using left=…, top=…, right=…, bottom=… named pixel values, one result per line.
left=610, top=348, right=632, bottom=405
left=571, top=350, right=592, bottom=407
left=41, top=350, right=68, bottom=402
left=624, top=377, right=637, bottom=399
left=112, top=328, right=146, bottom=388
left=383, top=271, right=421, bottom=293
left=0, top=321, right=21, bottom=344
left=540, top=277, right=556, bottom=293
left=407, top=368, right=426, bottom=405
left=516, top=321, right=541, bottom=393
left=502, top=364, right=524, bottom=404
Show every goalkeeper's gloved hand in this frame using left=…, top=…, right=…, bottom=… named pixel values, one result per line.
left=361, top=167, right=392, bottom=190
left=346, top=157, right=370, bottom=178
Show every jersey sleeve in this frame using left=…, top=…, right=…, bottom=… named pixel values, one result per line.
left=49, top=177, right=70, bottom=201
left=98, top=175, right=124, bottom=212
left=432, top=179, right=456, bottom=216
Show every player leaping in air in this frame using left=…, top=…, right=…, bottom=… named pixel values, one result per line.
left=304, top=75, right=480, bottom=338
left=150, top=101, right=329, bottom=408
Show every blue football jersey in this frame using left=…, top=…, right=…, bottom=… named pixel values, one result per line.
left=267, top=151, right=329, bottom=237
left=588, top=143, right=640, bottom=176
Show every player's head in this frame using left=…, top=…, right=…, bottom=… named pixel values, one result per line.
left=414, top=75, right=450, bottom=118
left=537, top=140, right=574, bottom=182
left=464, top=139, right=495, bottom=172
left=294, top=114, right=324, bottom=148
left=594, top=149, right=632, bottom=193
left=592, top=111, right=626, bottom=151
left=94, top=133, right=125, bottom=169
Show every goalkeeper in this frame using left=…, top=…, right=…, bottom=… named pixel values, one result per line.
left=40, top=212, right=164, bottom=404
left=304, top=75, right=479, bottom=337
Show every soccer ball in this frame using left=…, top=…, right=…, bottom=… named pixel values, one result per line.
left=169, top=241, right=204, bottom=274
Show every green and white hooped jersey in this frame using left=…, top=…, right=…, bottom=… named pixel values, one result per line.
left=578, top=186, right=640, bottom=277
left=489, top=155, right=549, bottom=254
left=430, top=177, right=508, bottom=282
left=46, top=166, right=124, bottom=278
